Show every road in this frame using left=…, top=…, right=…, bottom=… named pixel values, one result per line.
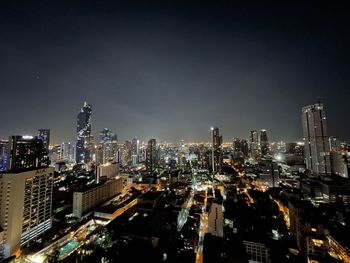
left=195, top=184, right=209, bottom=263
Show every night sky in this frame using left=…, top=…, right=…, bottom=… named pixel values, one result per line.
left=1, top=1, right=349, bottom=144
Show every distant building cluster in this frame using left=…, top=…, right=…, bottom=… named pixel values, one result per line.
left=0, top=100, right=349, bottom=263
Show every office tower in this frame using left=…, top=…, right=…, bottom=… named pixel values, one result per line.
left=37, top=129, right=50, bottom=150
left=260, top=129, right=269, bottom=156
left=329, top=136, right=340, bottom=153
left=241, top=139, right=249, bottom=158
left=76, top=101, right=92, bottom=164
left=49, top=144, right=61, bottom=164
left=0, top=140, right=8, bottom=172
left=0, top=136, right=53, bottom=258
left=302, top=103, right=331, bottom=175
left=249, top=130, right=260, bottom=161
left=208, top=202, right=224, bottom=237
left=4, top=135, right=50, bottom=172
left=211, top=127, right=222, bottom=175
left=99, top=128, right=118, bottom=164
left=60, top=142, right=75, bottom=162
left=94, top=144, right=104, bottom=165
left=123, top=140, right=132, bottom=166
left=233, top=138, right=241, bottom=153
left=146, top=139, right=157, bottom=172
left=131, top=137, right=139, bottom=165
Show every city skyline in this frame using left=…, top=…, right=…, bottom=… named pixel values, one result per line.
left=1, top=1, right=350, bottom=143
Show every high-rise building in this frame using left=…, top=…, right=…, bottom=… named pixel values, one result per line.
left=60, top=142, right=75, bottom=162
left=241, top=139, right=249, bottom=158
left=0, top=136, right=53, bottom=258
left=233, top=138, right=249, bottom=158
left=302, top=103, right=331, bottom=175
left=131, top=137, right=139, bottom=166
left=211, top=127, right=222, bottom=175
left=208, top=202, right=224, bottom=237
left=329, top=136, right=340, bottom=153
left=99, top=128, right=118, bottom=164
left=249, top=130, right=260, bottom=161
left=4, top=135, right=50, bottom=172
left=123, top=140, right=132, bottom=166
left=233, top=138, right=241, bottom=153
left=260, top=129, right=269, bottom=156
left=37, top=129, right=50, bottom=151
left=146, top=139, right=157, bottom=172
left=76, top=102, right=92, bottom=164
left=0, top=140, right=8, bottom=172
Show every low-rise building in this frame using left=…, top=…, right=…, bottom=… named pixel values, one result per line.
left=73, top=177, right=123, bottom=218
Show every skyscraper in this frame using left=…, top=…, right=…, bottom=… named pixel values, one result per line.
left=146, top=139, right=157, bottom=173
left=212, top=127, right=222, bottom=175
left=37, top=129, right=50, bottom=151
left=249, top=130, right=260, bottom=161
left=99, top=128, right=118, bottom=164
left=131, top=137, right=139, bottom=165
left=76, top=102, right=92, bottom=164
left=302, top=102, right=331, bottom=175
left=233, top=138, right=241, bottom=153
left=0, top=139, right=8, bottom=172
left=260, top=129, right=269, bottom=156
left=0, top=135, right=54, bottom=258
left=60, top=142, right=75, bottom=162
left=4, top=135, right=50, bottom=172
left=241, top=139, right=249, bottom=158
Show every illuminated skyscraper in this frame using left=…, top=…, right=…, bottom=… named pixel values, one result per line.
left=99, top=128, right=118, bottom=164
left=76, top=102, right=92, bottom=164
left=146, top=139, right=157, bottom=172
left=212, top=127, right=222, bottom=175
left=37, top=129, right=50, bottom=151
left=131, top=137, right=139, bottom=165
left=0, top=135, right=53, bottom=258
left=233, top=138, right=241, bottom=153
left=249, top=130, right=260, bottom=161
left=241, top=139, right=249, bottom=158
left=0, top=139, right=8, bottom=172
left=260, top=129, right=269, bottom=156
left=302, top=102, right=331, bottom=175
left=60, top=142, right=75, bottom=162
left=4, top=135, right=50, bottom=172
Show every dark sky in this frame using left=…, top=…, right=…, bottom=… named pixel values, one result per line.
left=1, top=1, right=350, bottom=144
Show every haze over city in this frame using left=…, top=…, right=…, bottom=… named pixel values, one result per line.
left=1, top=2, right=350, bottom=263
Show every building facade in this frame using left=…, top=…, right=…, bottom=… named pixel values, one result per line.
left=146, top=139, right=157, bottom=172
left=260, top=129, right=269, bottom=156
left=37, top=129, right=50, bottom=151
left=212, top=127, right=222, bottom=175
left=302, top=103, right=331, bottom=175
left=72, top=177, right=123, bottom=218
left=0, top=136, right=53, bottom=258
left=250, top=130, right=260, bottom=162
left=5, top=135, right=50, bottom=172
left=76, top=101, right=92, bottom=164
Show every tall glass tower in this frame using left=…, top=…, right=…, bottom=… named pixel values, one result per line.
left=212, top=127, right=222, bottom=175
left=260, top=129, right=269, bottom=156
left=302, top=102, right=331, bottom=175
left=76, top=102, right=92, bottom=164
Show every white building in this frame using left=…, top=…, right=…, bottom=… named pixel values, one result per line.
left=0, top=167, right=54, bottom=258
left=96, top=162, right=119, bottom=183
left=73, top=177, right=123, bottom=218
left=208, top=202, right=223, bottom=237
left=302, top=103, right=331, bottom=175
